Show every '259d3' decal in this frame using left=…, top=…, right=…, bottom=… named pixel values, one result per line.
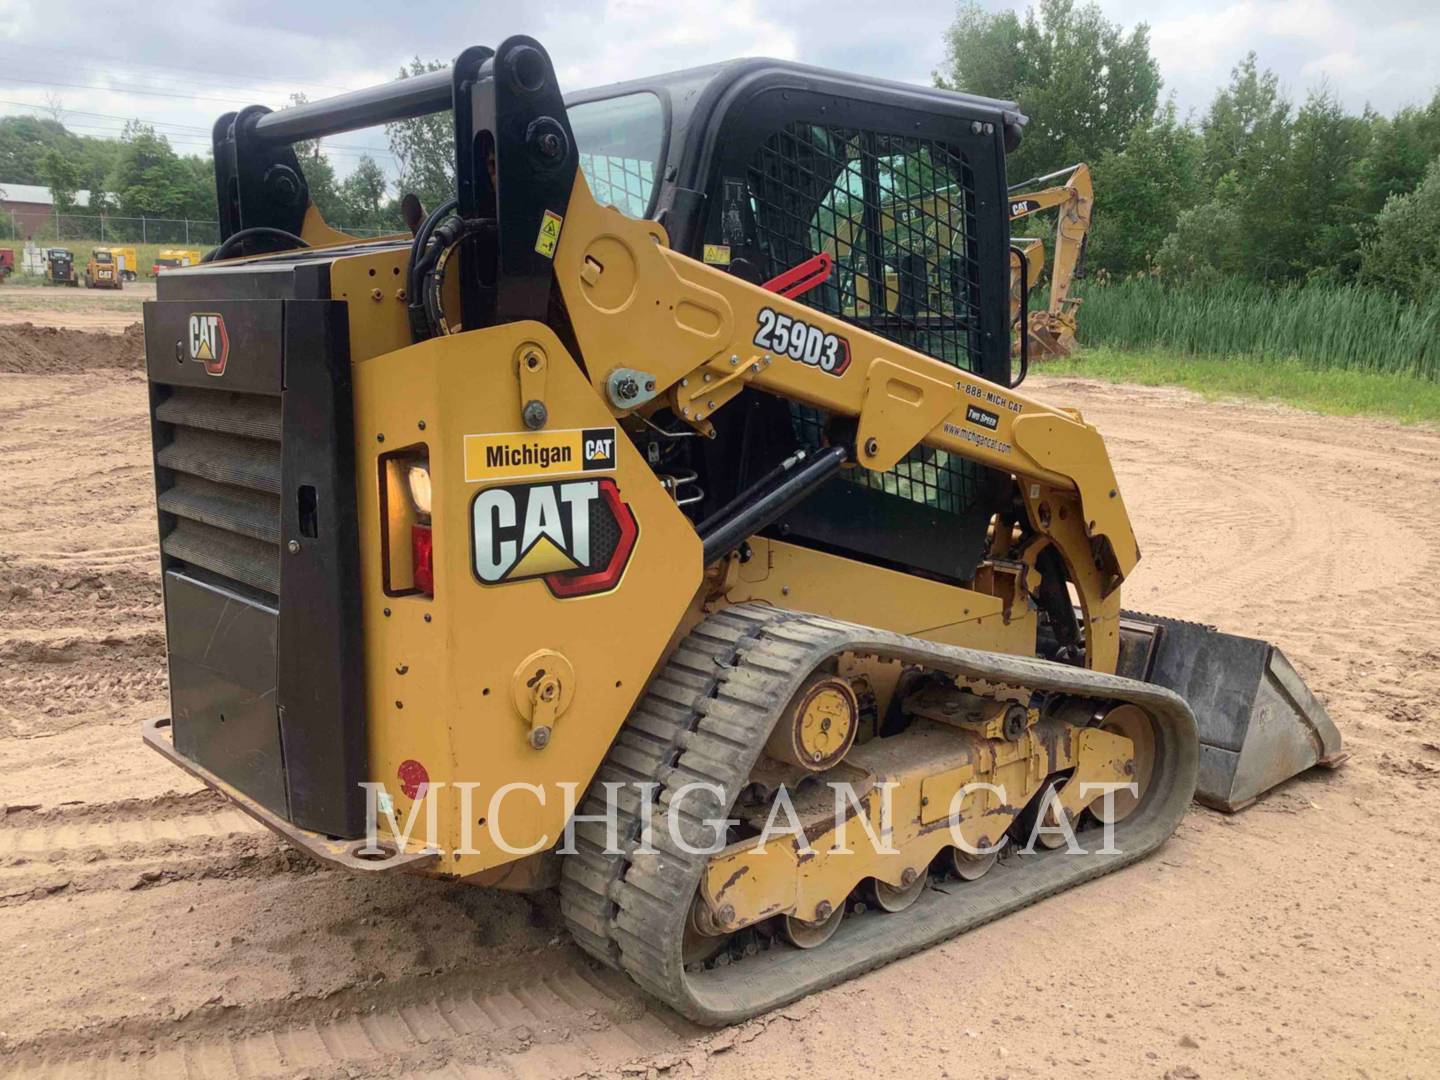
left=754, top=307, right=851, bottom=376
left=472, top=477, right=637, bottom=598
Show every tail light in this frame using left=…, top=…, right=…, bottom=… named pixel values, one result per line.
left=380, top=447, right=433, bottom=597
left=412, top=523, right=434, bottom=595
left=407, top=461, right=434, bottom=595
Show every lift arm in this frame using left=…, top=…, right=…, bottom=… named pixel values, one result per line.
left=552, top=169, right=1136, bottom=612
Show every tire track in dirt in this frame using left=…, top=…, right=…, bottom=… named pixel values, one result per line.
left=3, top=960, right=693, bottom=1080
left=0, top=793, right=279, bottom=906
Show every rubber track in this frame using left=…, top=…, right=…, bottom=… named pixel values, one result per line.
left=559, top=606, right=789, bottom=966
left=560, top=604, right=1200, bottom=1025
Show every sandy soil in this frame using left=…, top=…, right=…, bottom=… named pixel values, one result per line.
left=1, top=322, right=1438, bottom=1079
left=0, top=282, right=153, bottom=333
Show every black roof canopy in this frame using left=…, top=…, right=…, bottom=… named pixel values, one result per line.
left=565, top=56, right=1026, bottom=194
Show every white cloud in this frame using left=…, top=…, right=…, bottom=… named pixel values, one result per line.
left=0, top=0, right=1436, bottom=186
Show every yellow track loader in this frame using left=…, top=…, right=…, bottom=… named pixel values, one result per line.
left=141, top=39, right=1344, bottom=1025
left=1009, top=162, right=1092, bottom=358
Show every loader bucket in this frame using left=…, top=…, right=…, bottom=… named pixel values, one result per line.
left=1117, top=613, right=1346, bottom=812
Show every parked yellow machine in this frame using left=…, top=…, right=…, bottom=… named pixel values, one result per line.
left=84, top=246, right=124, bottom=289
left=104, top=245, right=140, bottom=281
left=141, top=39, right=1343, bottom=1025
left=152, top=247, right=202, bottom=275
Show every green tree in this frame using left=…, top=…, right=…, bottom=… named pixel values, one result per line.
left=386, top=58, right=453, bottom=211
left=1277, top=86, right=1368, bottom=279
left=1195, top=54, right=1293, bottom=282
left=1199, top=53, right=1289, bottom=187
left=38, top=146, right=81, bottom=213
left=1359, top=156, right=1440, bottom=302
left=1154, top=177, right=1249, bottom=282
left=937, top=0, right=1162, bottom=183
left=177, top=155, right=217, bottom=221
left=0, top=115, right=79, bottom=184
left=1351, top=92, right=1440, bottom=218
left=1088, top=100, right=1202, bottom=275
left=112, top=121, right=193, bottom=224
left=339, top=154, right=394, bottom=230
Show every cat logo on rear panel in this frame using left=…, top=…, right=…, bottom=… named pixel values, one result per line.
left=472, top=477, right=637, bottom=598
left=187, top=313, right=228, bottom=376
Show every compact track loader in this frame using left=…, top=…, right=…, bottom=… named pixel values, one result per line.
left=141, top=38, right=1344, bottom=1024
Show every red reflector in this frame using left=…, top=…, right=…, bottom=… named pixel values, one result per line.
left=412, top=523, right=434, bottom=595
left=397, top=759, right=429, bottom=800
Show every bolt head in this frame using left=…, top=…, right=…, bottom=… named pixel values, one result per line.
left=287, top=539, right=300, bottom=554
left=530, top=726, right=552, bottom=749
left=718, top=904, right=736, bottom=925
left=864, top=437, right=879, bottom=457
left=814, top=900, right=833, bottom=920
left=522, top=399, right=548, bottom=429
left=901, top=867, right=918, bottom=886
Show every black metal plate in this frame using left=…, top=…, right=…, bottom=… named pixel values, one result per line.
left=164, top=570, right=285, bottom=815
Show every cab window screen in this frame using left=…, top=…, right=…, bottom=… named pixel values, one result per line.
left=746, top=122, right=985, bottom=516
left=570, top=91, right=664, bottom=218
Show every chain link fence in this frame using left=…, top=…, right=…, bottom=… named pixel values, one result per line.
left=2, top=209, right=395, bottom=245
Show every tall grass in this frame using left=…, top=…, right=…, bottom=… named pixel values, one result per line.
left=1074, top=278, right=1440, bottom=382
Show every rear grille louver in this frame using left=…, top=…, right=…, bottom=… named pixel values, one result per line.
left=154, top=385, right=282, bottom=603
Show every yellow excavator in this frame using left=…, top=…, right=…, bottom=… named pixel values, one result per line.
left=140, top=39, right=1343, bottom=1025
left=1009, top=162, right=1092, bottom=358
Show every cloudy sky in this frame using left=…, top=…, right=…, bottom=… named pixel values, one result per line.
left=1, top=0, right=1436, bottom=182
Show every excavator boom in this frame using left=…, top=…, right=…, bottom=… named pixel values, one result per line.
left=1009, top=162, right=1093, bottom=357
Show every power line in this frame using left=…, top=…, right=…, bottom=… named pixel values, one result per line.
left=0, top=71, right=297, bottom=107
left=0, top=42, right=366, bottom=96
left=0, top=98, right=401, bottom=159
left=0, top=98, right=211, bottom=133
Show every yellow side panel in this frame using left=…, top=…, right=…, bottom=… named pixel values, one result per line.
left=352, top=322, right=702, bottom=874
left=724, top=538, right=1036, bottom=655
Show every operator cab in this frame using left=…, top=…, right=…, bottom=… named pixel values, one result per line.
left=567, top=62, right=1024, bottom=583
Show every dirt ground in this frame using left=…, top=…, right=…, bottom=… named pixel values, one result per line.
left=1, top=319, right=1437, bottom=1080
left=0, top=282, right=153, bottom=333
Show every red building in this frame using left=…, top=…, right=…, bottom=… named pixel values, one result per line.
left=0, top=183, right=92, bottom=238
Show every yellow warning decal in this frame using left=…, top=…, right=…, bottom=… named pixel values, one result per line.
left=535, top=210, right=564, bottom=258
left=464, top=426, right=617, bottom=483
left=703, top=244, right=731, bottom=266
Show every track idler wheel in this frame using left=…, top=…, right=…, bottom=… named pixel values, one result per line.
left=1090, top=703, right=1155, bottom=823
